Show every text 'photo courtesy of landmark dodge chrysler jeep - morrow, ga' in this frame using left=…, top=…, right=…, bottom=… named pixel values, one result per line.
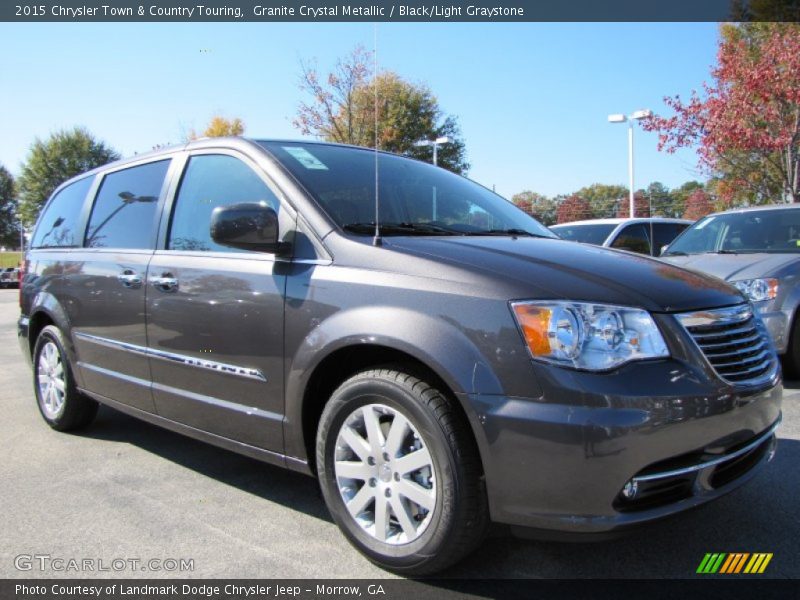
left=18, top=138, right=782, bottom=574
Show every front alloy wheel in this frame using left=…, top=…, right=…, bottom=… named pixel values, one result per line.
left=334, top=403, right=436, bottom=545
left=317, top=368, right=488, bottom=575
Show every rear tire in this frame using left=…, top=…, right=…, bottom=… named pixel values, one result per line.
left=316, top=368, right=488, bottom=575
left=33, top=325, right=98, bottom=431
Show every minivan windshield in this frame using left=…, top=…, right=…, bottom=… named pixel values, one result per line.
left=259, top=142, right=556, bottom=238
left=664, top=208, right=800, bottom=256
left=550, top=223, right=617, bottom=245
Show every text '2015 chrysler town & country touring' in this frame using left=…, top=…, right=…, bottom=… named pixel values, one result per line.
left=18, top=138, right=782, bottom=574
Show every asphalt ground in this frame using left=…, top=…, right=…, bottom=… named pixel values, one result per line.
left=0, top=289, right=797, bottom=580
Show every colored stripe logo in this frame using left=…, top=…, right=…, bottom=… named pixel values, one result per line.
left=697, top=553, right=773, bottom=574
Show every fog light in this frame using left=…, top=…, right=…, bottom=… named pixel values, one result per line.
left=621, top=479, right=638, bottom=500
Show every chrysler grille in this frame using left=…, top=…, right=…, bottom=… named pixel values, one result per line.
left=676, top=304, right=775, bottom=384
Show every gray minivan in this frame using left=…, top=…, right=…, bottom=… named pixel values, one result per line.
left=19, top=138, right=782, bottom=574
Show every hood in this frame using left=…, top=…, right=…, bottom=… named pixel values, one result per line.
left=384, top=237, right=744, bottom=313
left=660, top=252, right=800, bottom=281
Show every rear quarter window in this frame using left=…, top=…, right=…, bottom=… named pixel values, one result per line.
left=30, top=176, right=94, bottom=248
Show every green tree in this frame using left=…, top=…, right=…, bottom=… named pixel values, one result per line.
left=294, top=46, right=469, bottom=174
left=0, top=164, right=18, bottom=248
left=573, top=183, right=628, bottom=219
left=16, top=127, right=119, bottom=226
left=644, top=182, right=673, bottom=217
left=512, top=191, right=556, bottom=225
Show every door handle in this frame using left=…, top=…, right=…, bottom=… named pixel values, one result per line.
left=117, top=270, right=142, bottom=289
left=151, top=274, right=179, bottom=292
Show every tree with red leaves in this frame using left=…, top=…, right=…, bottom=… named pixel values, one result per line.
left=615, top=191, right=651, bottom=218
left=644, top=24, right=800, bottom=204
left=556, top=195, right=592, bottom=224
left=682, top=189, right=715, bottom=220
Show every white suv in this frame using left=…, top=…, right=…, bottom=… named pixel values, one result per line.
left=551, top=218, right=692, bottom=256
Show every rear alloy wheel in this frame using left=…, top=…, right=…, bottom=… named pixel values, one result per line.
left=33, top=325, right=98, bottom=431
left=316, top=369, right=488, bottom=575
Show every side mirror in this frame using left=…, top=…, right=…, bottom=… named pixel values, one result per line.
left=210, top=202, right=281, bottom=253
left=659, top=244, right=669, bottom=256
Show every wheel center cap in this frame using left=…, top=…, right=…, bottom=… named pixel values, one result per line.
left=379, top=463, right=392, bottom=483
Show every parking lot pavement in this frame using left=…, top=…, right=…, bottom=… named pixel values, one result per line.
left=0, top=288, right=797, bottom=580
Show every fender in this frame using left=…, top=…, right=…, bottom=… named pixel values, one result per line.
left=28, top=290, right=86, bottom=388
left=283, top=305, right=507, bottom=462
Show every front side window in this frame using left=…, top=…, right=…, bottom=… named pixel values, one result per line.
left=31, top=176, right=94, bottom=248
left=168, top=154, right=282, bottom=252
left=85, top=160, right=169, bottom=249
left=259, top=142, right=556, bottom=238
left=611, top=224, right=651, bottom=255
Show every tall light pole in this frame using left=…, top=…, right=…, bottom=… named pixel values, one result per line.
left=608, top=109, right=651, bottom=218
left=414, top=136, right=450, bottom=166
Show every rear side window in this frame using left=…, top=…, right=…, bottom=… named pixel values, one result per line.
left=168, top=154, right=280, bottom=252
left=611, top=223, right=651, bottom=255
left=85, top=160, right=170, bottom=249
left=30, top=176, right=93, bottom=248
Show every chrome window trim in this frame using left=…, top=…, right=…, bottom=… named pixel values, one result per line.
left=632, top=417, right=781, bottom=483
left=74, top=332, right=267, bottom=383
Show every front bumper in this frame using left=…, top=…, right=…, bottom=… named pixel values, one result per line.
left=462, top=357, right=782, bottom=534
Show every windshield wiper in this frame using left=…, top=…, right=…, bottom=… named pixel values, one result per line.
left=663, top=250, right=688, bottom=256
left=465, top=228, right=551, bottom=238
left=342, top=222, right=459, bottom=236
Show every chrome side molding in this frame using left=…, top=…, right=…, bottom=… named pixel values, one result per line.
left=74, top=332, right=267, bottom=383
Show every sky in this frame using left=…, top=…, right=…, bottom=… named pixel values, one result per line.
left=0, top=21, right=720, bottom=200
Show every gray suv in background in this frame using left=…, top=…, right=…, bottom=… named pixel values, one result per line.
left=19, top=138, right=782, bottom=574
left=662, top=205, right=800, bottom=374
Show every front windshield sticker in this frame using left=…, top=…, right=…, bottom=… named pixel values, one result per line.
left=283, top=146, right=328, bottom=170
left=695, top=216, right=714, bottom=229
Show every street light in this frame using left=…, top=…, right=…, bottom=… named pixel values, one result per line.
left=608, top=109, right=652, bottom=218
left=414, top=136, right=450, bottom=166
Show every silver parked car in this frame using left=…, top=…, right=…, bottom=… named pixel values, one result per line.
left=0, top=267, right=20, bottom=288
left=661, top=205, right=800, bottom=373
left=550, top=218, right=692, bottom=256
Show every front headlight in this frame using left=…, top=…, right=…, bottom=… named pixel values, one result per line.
left=510, top=301, right=669, bottom=371
left=731, top=278, right=778, bottom=303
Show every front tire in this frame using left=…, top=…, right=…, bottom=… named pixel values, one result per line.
left=316, top=368, right=488, bottom=575
left=33, top=325, right=98, bottom=431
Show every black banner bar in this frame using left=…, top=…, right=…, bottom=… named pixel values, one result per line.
left=3, top=579, right=800, bottom=600
left=2, top=0, right=800, bottom=23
